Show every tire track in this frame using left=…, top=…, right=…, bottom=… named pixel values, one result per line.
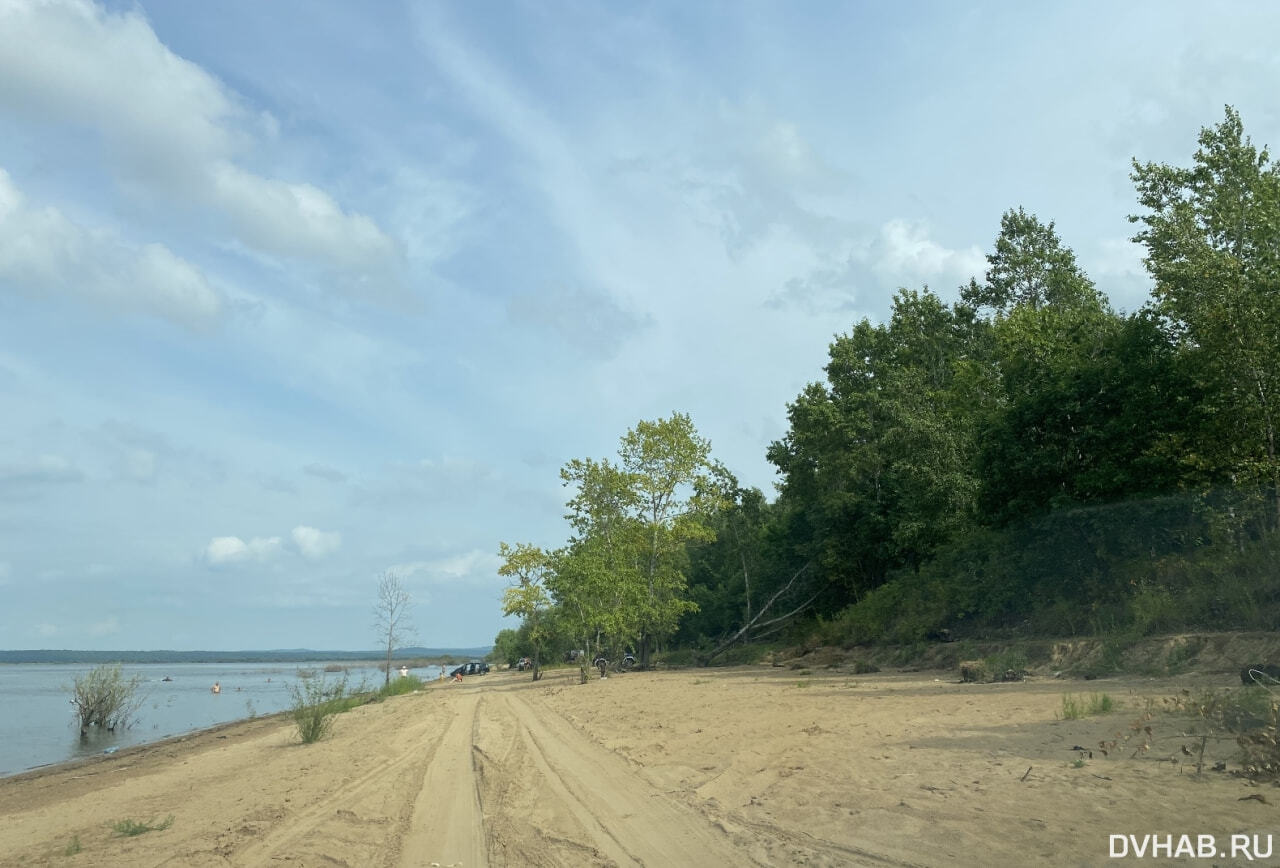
left=230, top=697, right=448, bottom=867
left=398, top=691, right=486, bottom=868
left=502, top=691, right=745, bottom=867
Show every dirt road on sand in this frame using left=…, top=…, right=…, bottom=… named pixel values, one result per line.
left=1, top=665, right=1273, bottom=866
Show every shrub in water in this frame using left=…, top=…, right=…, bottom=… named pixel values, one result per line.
left=70, top=663, right=146, bottom=732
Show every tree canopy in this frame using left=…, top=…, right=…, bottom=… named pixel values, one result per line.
left=496, top=106, right=1280, bottom=663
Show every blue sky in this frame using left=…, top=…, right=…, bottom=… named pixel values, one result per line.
left=1, top=0, right=1277, bottom=650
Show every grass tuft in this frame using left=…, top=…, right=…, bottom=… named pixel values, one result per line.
left=111, top=815, right=173, bottom=837
left=1060, top=692, right=1117, bottom=719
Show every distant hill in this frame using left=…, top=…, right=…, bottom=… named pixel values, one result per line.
left=0, top=647, right=492, bottom=664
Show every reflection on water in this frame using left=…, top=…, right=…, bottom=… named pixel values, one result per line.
left=0, top=661, right=384, bottom=777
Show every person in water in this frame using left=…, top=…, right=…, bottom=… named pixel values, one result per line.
left=211, top=682, right=221, bottom=694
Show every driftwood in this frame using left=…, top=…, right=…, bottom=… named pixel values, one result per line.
left=700, top=562, right=816, bottom=665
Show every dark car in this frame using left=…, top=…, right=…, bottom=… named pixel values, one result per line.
left=448, top=661, right=490, bottom=678
left=516, top=657, right=532, bottom=671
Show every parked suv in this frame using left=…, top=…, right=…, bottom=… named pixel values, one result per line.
left=448, top=661, right=490, bottom=678
left=516, top=657, right=532, bottom=671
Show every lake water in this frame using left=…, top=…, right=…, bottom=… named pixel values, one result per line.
left=0, top=661, right=390, bottom=777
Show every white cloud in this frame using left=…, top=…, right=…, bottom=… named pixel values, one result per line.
left=208, top=162, right=398, bottom=273
left=0, top=169, right=225, bottom=329
left=203, top=535, right=282, bottom=566
left=386, top=550, right=504, bottom=586
left=869, top=219, right=987, bottom=284
left=291, top=525, right=342, bottom=560
left=0, top=0, right=398, bottom=284
left=770, top=219, right=987, bottom=314
left=0, top=0, right=241, bottom=181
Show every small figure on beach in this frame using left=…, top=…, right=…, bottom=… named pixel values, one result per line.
left=398, top=665, right=409, bottom=678
left=211, top=682, right=221, bottom=694
left=453, top=670, right=463, bottom=683
left=439, top=665, right=446, bottom=682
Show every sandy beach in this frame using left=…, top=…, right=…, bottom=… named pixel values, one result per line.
left=1, top=663, right=1274, bottom=867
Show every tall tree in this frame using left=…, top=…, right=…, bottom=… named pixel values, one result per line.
left=497, top=542, right=553, bottom=680
left=549, top=414, right=716, bottom=670
left=1131, top=105, right=1280, bottom=531
left=373, top=572, right=414, bottom=686
left=618, top=413, right=717, bottom=665
left=552, top=456, right=645, bottom=677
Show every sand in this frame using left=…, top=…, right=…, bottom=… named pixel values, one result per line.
left=0, top=664, right=1274, bottom=867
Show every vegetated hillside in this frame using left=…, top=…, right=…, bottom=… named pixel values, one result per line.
left=0, top=646, right=492, bottom=665
left=775, top=631, right=1280, bottom=682
left=674, top=107, right=1280, bottom=653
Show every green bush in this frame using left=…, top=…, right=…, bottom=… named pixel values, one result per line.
left=289, top=673, right=351, bottom=744
left=69, top=664, right=146, bottom=732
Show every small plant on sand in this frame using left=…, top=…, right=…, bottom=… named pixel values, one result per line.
left=289, top=672, right=350, bottom=744
left=111, top=815, right=173, bottom=837
left=64, top=835, right=81, bottom=856
left=1060, top=692, right=1117, bottom=720
left=69, top=664, right=147, bottom=733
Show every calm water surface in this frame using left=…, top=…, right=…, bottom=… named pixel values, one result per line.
left=0, top=661, right=387, bottom=777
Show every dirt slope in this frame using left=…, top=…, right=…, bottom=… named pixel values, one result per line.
left=0, top=665, right=1274, bottom=867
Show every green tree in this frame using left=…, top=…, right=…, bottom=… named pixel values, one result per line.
left=1131, top=105, right=1280, bottom=531
left=491, top=628, right=524, bottom=667
left=962, top=207, right=1101, bottom=314
left=552, top=456, right=644, bottom=679
left=768, top=289, right=984, bottom=606
left=978, top=308, right=1198, bottom=524
left=619, top=413, right=718, bottom=665
left=498, top=541, right=553, bottom=680
left=548, top=413, right=715, bottom=672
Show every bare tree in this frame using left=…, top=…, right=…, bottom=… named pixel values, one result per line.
left=373, top=572, right=415, bottom=686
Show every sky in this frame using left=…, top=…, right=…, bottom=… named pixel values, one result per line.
left=1, top=0, right=1278, bottom=651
